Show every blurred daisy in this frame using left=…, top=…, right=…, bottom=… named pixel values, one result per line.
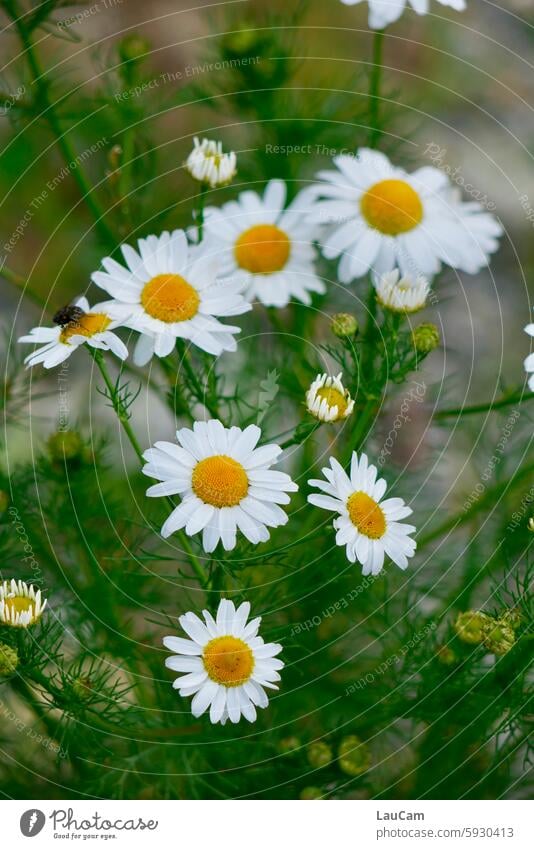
left=308, top=451, right=416, bottom=575
left=309, top=147, right=501, bottom=283
left=340, top=0, right=466, bottom=29
left=374, top=269, right=430, bottom=313
left=306, top=373, right=354, bottom=422
left=143, top=419, right=298, bottom=552
left=163, top=598, right=283, bottom=725
left=92, top=230, right=251, bottom=366
left=0, top=579, right=47, bottom=628
left=185, top=137, right=237, bottom=188
left=18, top=296, right=128, bottom=369
left=525, top=320, right=534, bottom=391
left=204, top=180, right=325, bottom=307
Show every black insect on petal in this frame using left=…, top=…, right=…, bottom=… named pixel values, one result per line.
left=53, top=305, right=85, bottom=328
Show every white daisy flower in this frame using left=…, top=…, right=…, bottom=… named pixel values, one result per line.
left=203, top=180, right=325, bottom=308
left=306, top=372, right=355, bottom=422
left=0, top=579, right=47, bottom=628
left=308, top=451, right=416, bottom=575
left=91, top=230, right=251, bottom=366
left=524, top=320, right=534, bottom=391
left=18, top=296, right=129, bottom=369
left=309, top=147, right=502, bottom=283
left=142, top=419, right=298, bottom=552
left=185, top=137, right=237, bottom=188
left=374, top=268, right=430, bottom=313
left=340, top=0, right=466, bottom=30
left=163, top=598, right=283, bottom=725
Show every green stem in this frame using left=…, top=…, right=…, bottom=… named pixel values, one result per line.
left=368, top=29, right=385, bottom=149
left=9, top=4, right=115, bottom=248
left=435, top=390, right=533, bottom=419
left=197, top=183, right=207, bottom=242
left=89, top=349, right=208, bottom=588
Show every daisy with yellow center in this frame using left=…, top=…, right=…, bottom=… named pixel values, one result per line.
left=340, top=0, right=466, bottom=31
left=142, top=419, right=298, bottom=552
left=308, top=147, right=502, bottom=283
left=18, top=296, right=129, bottom=369
left=203, top=180, right=325, bottom=308
left=163, top=599, right=283, bottom=724
left=308, top=452, right=416, bottom=575
left=185, top=137, right=237, bottom=188
left=0, top=579, right=47, bottom=628
left=306, top=373, right=355, bottom=423
left=91, top=229, right=251, bottom=366
left=374, top=269, right=431, bottom=314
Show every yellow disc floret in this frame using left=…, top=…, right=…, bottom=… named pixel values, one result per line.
left=234, top=224, right=291, bottom=274
left=192, top=455, right=249, bottom=508
left=316, top=386, right=349, bottom=418
left=347, top=491, right=386, bottom=539
left=203, top=635, right=254, bottom=686
left=360, top=179, right=423, bottom=236
left=141, top=274, right=200, bottom=322
left=60, top=313, right=111, bottom=343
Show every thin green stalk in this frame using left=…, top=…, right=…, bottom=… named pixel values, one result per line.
left=435, top=390, right=533, bottom=419
left=368, top=29, right=385, bottom=149
left=90, top=349, right=208, bottom=589
left=9, top=3, right=115, bottom=248
left=197, top=183, right=208, bottom=242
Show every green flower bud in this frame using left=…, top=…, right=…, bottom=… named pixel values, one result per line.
left=300, top=786, right=323, bottom=800
left=307, top=741, right=333, bottom=769
left=412, top=322, right=440, bottom=355
left=454, top=610, right=492, bottom=645
left=331, top=313, right=358, bottom=338
left=500, top=608, right=521, bottom=630
left=338, top=735, right=370, bottom=777
left=436, top=645, right=457, bottom=666
left=47, top=429, right=84, bottom=464
left=483, top=621, right=516, bottom=656
left=71, top=676, right=94, bottom=701
left=528, top=517, right=534, bottom=533
left=118, top=35, right=150, bottom=64
left=278, top=736, right=301, bottom=756
left=222, top=27, right=262, bottom=58
left=0, top=642, right=19, bottom=675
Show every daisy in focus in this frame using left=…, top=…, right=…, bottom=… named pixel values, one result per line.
left=374, top=269, right=430, bottom=313
left=306, top=373, right=355, bottom=422
left=309, top=147, right=501, bottom=283
left=524, top=319, right=534, bottom=391
left=18, top=296, right=129, bottom=369
left=0, top=579, right=47, bottom=628
left=203, top=179, right=325, bottom=307
left=185, top=137, right=237, bottom=188
left=340, top=0, right=466, bottom=30
left=142, top=419, right=298, bottom=552
left=91, top=229, right=251, bottom=366
left=163, top=598, right=283, bottom=724
left=308, top=451, right=416, bottom=575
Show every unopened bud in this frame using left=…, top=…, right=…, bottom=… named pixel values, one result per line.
left=454, top=610, right=492, bottom=645
left=331, top=313, right=358, bottom=338
left=307, top=741, right=333, bottom=769
left=413, top=322, right=440, bottom=355
left=483, top=621, right=516, bottom=656
left=0, top=643, right=19, bottom=675
left=338, top=735, right=370, bottom=776
left=47, top=429, right=84, bottom=464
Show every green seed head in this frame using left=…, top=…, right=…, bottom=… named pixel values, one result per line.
left=454, top=610, right=492, bottom=645
left=300, top=786, right=323, bottom=800
left=331, top=313, right=358, bottom=338
left=413, top=322, right=440, bottom=355
left=338, top=735, right=371, bottom=776
left=307, top=741, right=333, bottom=769
left=47, top=429, right=84, bottom=463
left=483, top=621, right=516, bottom=656
left=119, top=35, right=150, bottom=64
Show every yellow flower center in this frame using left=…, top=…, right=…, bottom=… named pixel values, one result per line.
left=192, top=455, right=249, bottom=508
left=360, top=179, right=423, bottom=236
left=347, top=491, right=386, bottom=539
left=203, top=635, right=254, bottom=686
left=316, top=386, right=349, bottom=417
left=60, top=313, right=111, bottom=343
left=234, top=224, right=291, bottom=274
left=141, top=274, right=200, bottom=323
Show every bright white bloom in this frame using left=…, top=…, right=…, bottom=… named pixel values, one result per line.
left=374, top=268, right=430, bottom=313
left=306, top=373, right=354, bottom=422
left=163, top=599, right=283, bottom=725
left=525, top=320, right=534, bottom=391
left=340, top=0, right=466, bottom=30
left=91, top=230, right=251, bottom=366
left=204, top=180, right=325, bottom=308
left=308, top=452, right=416, bottom=575
left=309, top=148, right=502, bottom=283
left=0, top=579, right=47, bottom=628
left=143, top=420, right=298, bottom=552
left=185, top=137, right=237, bottom=188
left=18, top=296, right=128, bottom=369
